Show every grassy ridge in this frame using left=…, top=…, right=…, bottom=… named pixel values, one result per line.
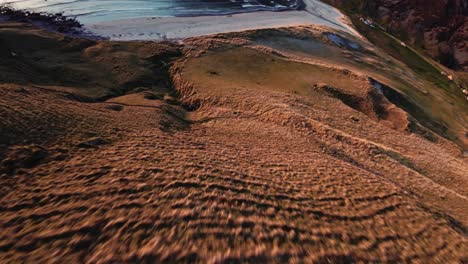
left=320, top=0, right=467, bottom=147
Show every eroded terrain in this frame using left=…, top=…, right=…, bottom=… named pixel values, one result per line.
left=0, top=22, right=467, bottom=262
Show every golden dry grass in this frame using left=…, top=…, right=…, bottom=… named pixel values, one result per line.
left=0, top=23, right=467, bottom=263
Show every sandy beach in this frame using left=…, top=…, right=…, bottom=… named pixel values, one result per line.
left=87, top=0, right=358, bottom=40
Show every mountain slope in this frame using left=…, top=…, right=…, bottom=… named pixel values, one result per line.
left=0, top=22, right=467, bottom=262
left=323, top=0, right=468, bottom=71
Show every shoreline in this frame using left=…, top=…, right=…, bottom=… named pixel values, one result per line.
left=0, top=6, right=106, bottom=39
left=87, top=11, right=325, bottom=41
left=87, top=0, right=358, bottom=41
left=1, top=0, right=357, bottom=41
left=3, top=0, right=304, bottom=24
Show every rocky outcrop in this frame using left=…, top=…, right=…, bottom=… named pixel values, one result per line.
left=324, top=0, right=468, bottom=71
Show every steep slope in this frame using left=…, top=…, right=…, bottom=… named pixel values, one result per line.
left=323, top=0, right=468, bottom=71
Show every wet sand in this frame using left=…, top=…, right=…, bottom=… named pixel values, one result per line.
left=87, top=0, right=358, bottom=40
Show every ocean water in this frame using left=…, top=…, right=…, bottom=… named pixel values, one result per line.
left=3, top=0, right=301, bottom=23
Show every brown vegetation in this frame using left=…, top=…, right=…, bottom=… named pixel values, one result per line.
left=0, top=22, right=467, bottom=262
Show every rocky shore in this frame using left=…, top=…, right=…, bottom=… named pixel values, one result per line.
left=0, top=6, right=82, bottom=34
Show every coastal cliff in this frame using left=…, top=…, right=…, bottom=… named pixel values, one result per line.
left=324, top=0, right=468, bottom=71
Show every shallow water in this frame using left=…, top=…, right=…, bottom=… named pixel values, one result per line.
left=3, top=0, right=300, bottom=23
left=324, top=32, right=361, bottom=50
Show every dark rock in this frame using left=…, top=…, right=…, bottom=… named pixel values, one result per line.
left=105, top=104, right=124, bottom=111
left=0, top=145, right=49, bottom=173
left=78, top=137, right=109, bottom=148
left=323, top=0, right=468, bottom=71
